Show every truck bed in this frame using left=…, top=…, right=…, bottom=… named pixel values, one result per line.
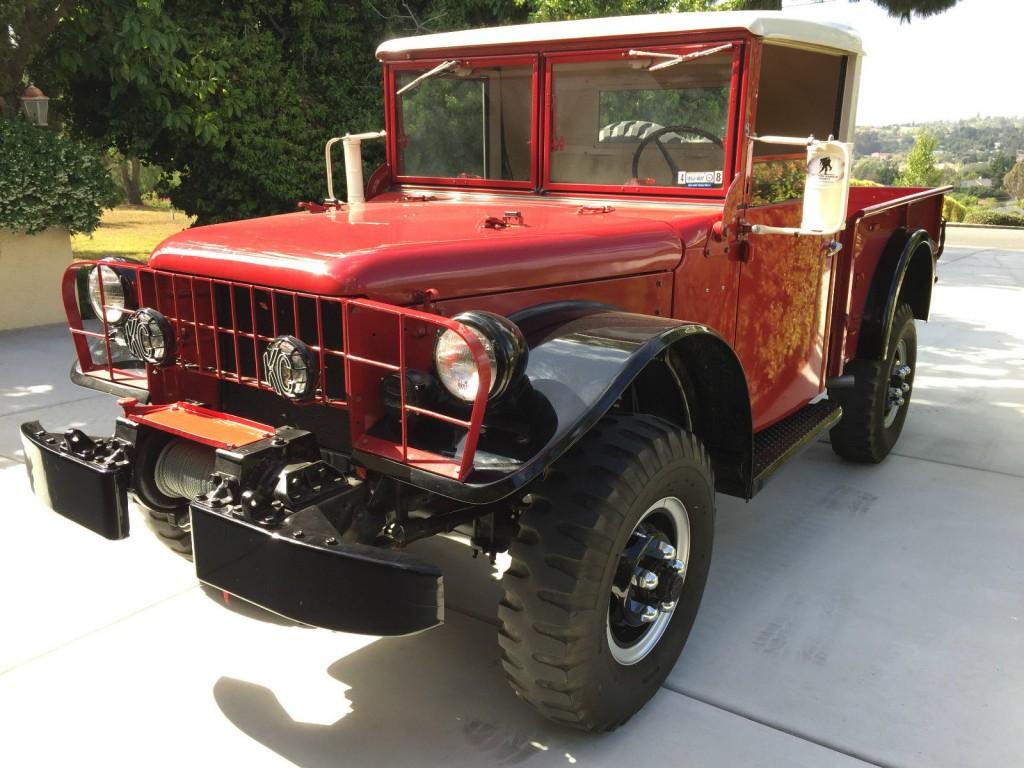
left=829, top=185, right=950, bottom=378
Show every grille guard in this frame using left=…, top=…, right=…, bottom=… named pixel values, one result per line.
left=63, top=260, right=490, bottom=482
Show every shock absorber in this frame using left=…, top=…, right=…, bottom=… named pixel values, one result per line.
left=153, top=438, right=217, bottom=500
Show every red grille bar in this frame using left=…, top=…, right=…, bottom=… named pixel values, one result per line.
left=62, top=261, right=490, bottom=481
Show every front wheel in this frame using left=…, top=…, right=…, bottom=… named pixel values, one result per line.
left=498, top=414, right=715, bottom=731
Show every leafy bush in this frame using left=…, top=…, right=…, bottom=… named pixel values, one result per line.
left=942, top=196, right=967, bottom=222
left=962, top=209, right=1024, bottom=226
left=851, top=178, right=884, bottom=187
left=0, top=118, right=119, bottom=235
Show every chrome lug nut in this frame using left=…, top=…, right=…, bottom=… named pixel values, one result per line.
left=639, top=604, right=659, bottom=624
left=898, top=365, right=912, bottom=379
left=655, top=541, right=676, bottom=560
left=668, top=558, right=685, bottom=573
left=660, top=600, right=677, bottom=612
left=901, top=382, right=911, bottom=393
left=631, top=569, right=659, bottom=590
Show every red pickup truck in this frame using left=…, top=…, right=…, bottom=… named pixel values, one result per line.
left=21, top=11, right=946, bottom=730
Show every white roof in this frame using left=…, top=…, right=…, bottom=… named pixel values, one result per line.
left=376, top=11, right=863, bottom=59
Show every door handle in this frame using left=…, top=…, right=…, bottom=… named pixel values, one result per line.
left=822, top=239, right=843, bottom=258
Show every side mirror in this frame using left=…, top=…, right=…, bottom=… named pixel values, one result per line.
left=744, top=136, right=852, bottom=238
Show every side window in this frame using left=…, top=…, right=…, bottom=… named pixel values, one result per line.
left=752, top=45, right=846, bottom=206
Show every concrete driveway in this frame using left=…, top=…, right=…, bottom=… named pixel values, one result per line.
left=0, top=229, right=1021, bottom=767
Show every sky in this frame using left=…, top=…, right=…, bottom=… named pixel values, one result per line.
left=778, top=0, right=1024, bottom=126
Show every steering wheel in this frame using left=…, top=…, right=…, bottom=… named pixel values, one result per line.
left=631, top=124, right=724, bottom=183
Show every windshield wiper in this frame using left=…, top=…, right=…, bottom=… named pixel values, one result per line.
left=628, top=43, right=733, bottom=73
left=396, top=59, right=460, bottom=96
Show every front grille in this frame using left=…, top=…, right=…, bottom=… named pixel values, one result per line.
left=140, top=272, right=350, bottom=406
left=64, top=261, right=491, bottom=482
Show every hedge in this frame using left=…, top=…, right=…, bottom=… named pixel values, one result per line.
left=942, top=197, right=967, bottom=223
left=0, top=118, right=119, bottom=235
left=962, top=209, right=1024, bottom=227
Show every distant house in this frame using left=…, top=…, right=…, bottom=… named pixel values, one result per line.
left=959, top=177, right=994, bottom=189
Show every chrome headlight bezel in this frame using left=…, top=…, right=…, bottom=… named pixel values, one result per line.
left=433, top=311, right=527, bottom=403
left=86, top=261, right=135, bottom=324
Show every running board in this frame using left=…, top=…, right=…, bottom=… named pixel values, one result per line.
left=752, top=399, right=843, bottom=494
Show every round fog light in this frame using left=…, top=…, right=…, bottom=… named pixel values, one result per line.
left=263, top=335, right=318, bottom=400
left=124, top=308, right=176, bottom=366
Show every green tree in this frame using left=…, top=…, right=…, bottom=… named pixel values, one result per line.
left=853, top=155, right=900, bottom=185
left=736, top=0, right=963, bottom=18
left=896, top=131, right=942, bottom=187
left=1004, top=161, right=1024, bottom=208
left=34, top=1, right=528, bottom=224
left=988, top=151, right=1014, bottom=191
left=0, top=1, right=72, bottom=111
left=870, top=0, right=961, bottom=20
left=524, top=0, right=738, bottom=19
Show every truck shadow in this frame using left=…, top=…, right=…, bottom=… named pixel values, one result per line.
left=210, top=536, right=599, bottom=767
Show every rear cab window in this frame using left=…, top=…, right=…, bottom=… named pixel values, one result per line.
left=751, top=44, right=849, bottom=206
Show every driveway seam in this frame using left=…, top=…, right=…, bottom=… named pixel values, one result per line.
left=660, top=683, right=896, bottom=768
left=0, top=584, right=199, bottom=678
left=0, top=392, right=109, bottom=421
left=445, top=602, right=892, bottom=766
left=888, top=450, right=1024, bottom=481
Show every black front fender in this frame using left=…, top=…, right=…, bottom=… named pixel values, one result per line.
left=355, top=303, right=752, bottom=502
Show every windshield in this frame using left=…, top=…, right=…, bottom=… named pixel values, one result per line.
left=548, top=49, right=733, bottom=190
left=394, top=61, right=534, bottom=183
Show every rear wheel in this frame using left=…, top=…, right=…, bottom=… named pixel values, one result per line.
left=830, top=302, right=917, bottom=463
left=498, top=414, right=714, bottom=731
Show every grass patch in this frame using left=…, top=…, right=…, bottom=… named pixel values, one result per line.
left=72, top=206, right=195, bottom=262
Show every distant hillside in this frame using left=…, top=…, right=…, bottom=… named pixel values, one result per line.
left=855, top=116, right=1024, bottom=164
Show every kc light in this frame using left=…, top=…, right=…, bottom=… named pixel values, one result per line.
left=87, top=263, right=131, bottom=324
left=263, top=335, right=318, bottom=401
left=123, top=308, right=176, bottom=367
left=433, top=311, right=527, bottom=402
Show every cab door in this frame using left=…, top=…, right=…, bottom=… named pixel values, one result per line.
left=731, top=43, right=851, bottom=431
left=734, top=199, right=836, bottom=431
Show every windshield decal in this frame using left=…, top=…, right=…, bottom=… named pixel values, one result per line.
left=677, top=170, right=723, bottom=188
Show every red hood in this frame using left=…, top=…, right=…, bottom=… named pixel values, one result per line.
left=150, top=196, right=718, bottom=304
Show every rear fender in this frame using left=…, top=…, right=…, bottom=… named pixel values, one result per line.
left=858, top=228, right=935, bottom=359
left=356, top=302, right=753, bottom=501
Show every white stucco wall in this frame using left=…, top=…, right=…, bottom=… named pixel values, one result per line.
left=0, top=228, right=72, bottom=331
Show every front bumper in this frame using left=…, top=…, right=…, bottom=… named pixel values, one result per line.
left=19, top=418, right=443, bottom=636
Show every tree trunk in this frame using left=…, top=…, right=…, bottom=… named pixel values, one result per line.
left=738, top=0, right=783, bottom=9
left=120, top=157, right=144, bottom=206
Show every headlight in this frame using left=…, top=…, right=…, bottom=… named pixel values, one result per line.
left=87, top=263, right=130, bottom=323
left=123, top=308, right=176, bottom=367
left=433, top=311, right=527, bottom=402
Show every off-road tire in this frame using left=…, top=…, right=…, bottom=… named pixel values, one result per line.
left=830, top=302, right=917, bottom=463
left=132, top=432, right=192, bottom=555
left=498, top=414, right=715, bottom=731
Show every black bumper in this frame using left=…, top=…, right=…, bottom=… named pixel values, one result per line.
left=20, top=421, right=132, bottom=540
left=191, top=502, right=442, bottom=635
left=19, top=421, right=444, bottom=636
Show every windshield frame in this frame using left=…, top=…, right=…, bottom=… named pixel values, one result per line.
left=542, top=41, right=743, bottom=200
left=385, top=54, right=540, bottom=190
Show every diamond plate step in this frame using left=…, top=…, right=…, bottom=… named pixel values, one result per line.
left=752, top=399, right=843, bottom=493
